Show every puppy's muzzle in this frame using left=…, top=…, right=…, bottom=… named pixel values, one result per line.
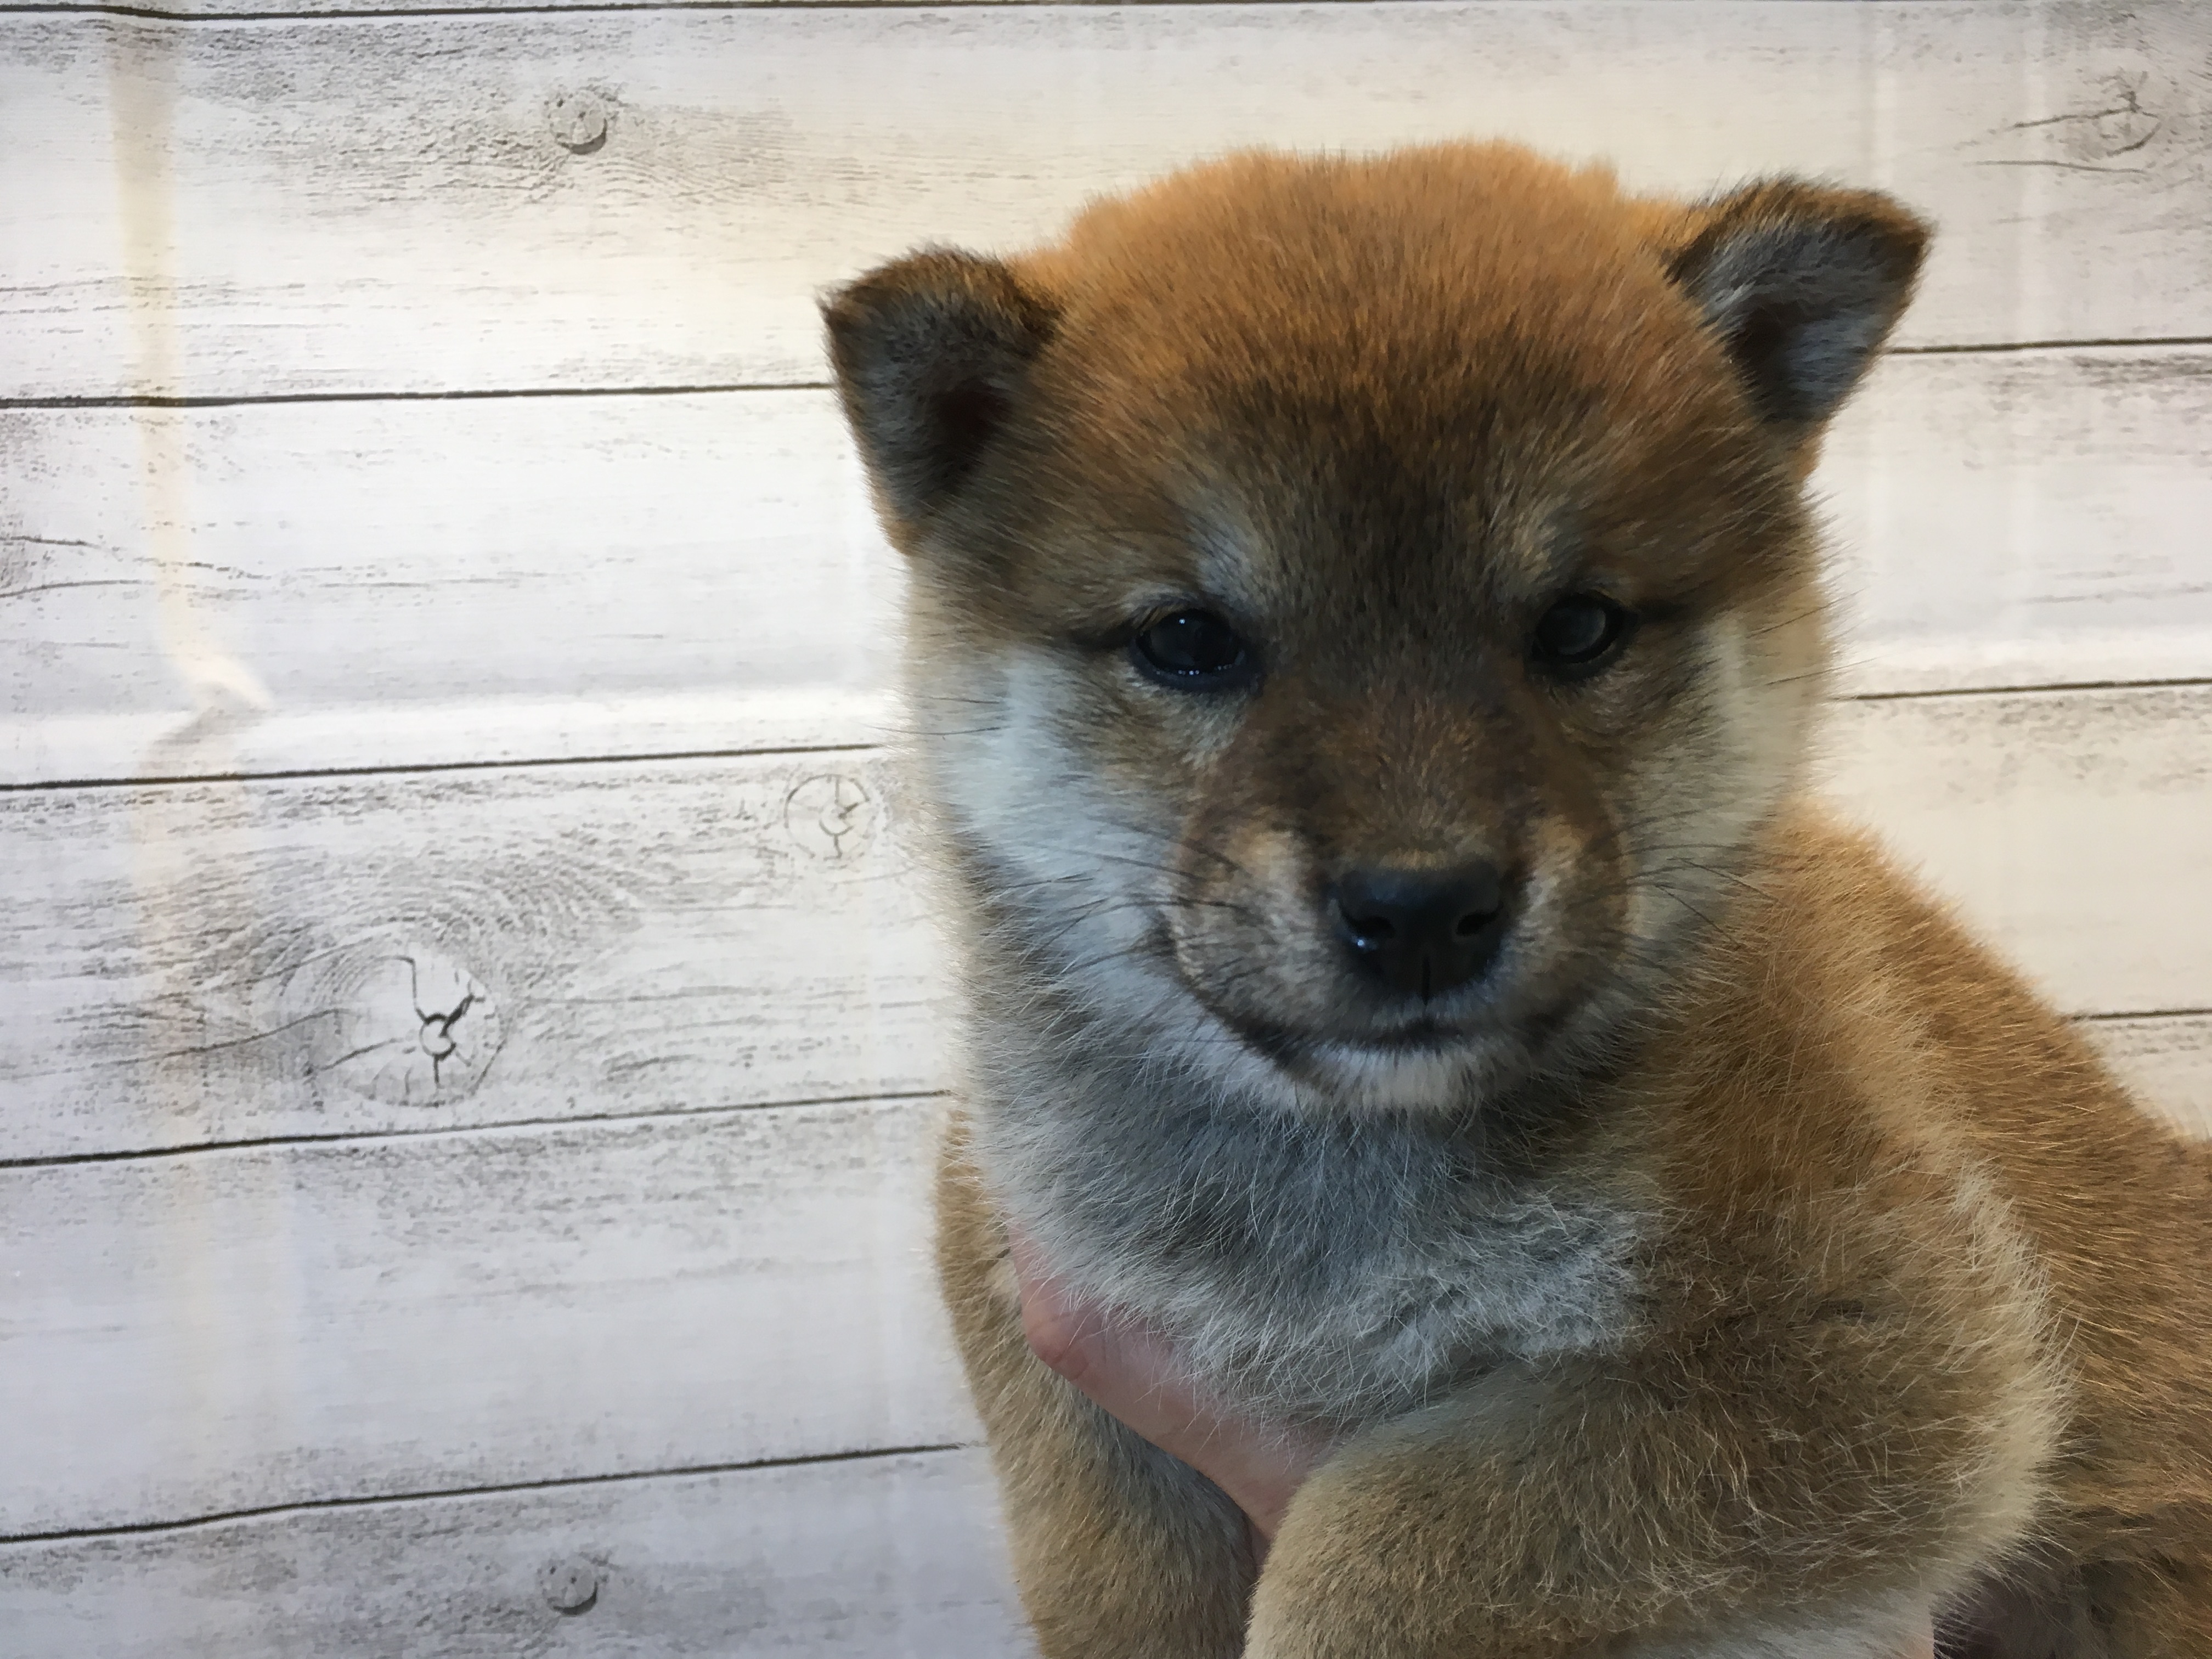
left=1329, top=861, right=1511, bottom=1002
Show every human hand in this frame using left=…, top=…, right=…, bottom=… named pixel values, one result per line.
left=1009, top=1229, right=1938, bottom=1656
left=1009, top=1228, right=1332, bottom=1545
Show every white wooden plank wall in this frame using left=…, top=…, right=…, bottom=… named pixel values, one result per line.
left=0, top=1449, right=1030, bottom=1659
left=5, top=3, right=2210, bottom=397
left=2, top=3, right=2208, bottom=1653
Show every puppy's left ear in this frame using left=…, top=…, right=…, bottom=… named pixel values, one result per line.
left=822, top=249, right=1059, bottom=535
left=1665, top=180, right=1930, bottom=437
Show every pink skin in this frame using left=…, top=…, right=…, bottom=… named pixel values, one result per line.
left=1009, top=1229, right=1335, bottom=1550
left=1010, top=1229, right=1938, bottom=1656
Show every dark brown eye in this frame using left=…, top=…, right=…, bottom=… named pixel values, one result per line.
left=1532, top=594, right=1634, bottom=675
left=1131, top=609, right=1254, bottom=689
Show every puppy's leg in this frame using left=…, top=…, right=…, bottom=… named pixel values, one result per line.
left=1246, top=1318, right=2050, bottom=1659
left=938, top=1114, right=1255, bottom=1659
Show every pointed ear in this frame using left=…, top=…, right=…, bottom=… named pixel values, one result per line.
left=1664, top=180, right=1929, bottom=433
left=822, top=249, right=1058, bottom=529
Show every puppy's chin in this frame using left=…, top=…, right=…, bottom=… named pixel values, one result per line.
left=1295, top=1035, right=1521, bottom=1114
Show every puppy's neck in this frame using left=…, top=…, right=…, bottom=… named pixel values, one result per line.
left=964, top=974, right=1658, bottom=1421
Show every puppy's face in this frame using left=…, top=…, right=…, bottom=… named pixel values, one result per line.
left=828, top=145, right=1925, bottom=1115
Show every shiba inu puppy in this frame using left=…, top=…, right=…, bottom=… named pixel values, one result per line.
left=823, top=143, right=2212, bottom=1657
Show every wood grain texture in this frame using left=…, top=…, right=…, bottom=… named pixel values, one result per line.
left=0, top=690, right=2200, bottom=1538
left=0, top=392, right=904, bottom=785
left=3, top=2, right=2207, bottom=400
left=1819, top=346, right=2212, bottom=696
left=0, top=752, right=948, bottom=1159
left=0, top=1096, right=978, bottom=1536
left=0, top=1011, right=2199, bottom=1545
left=0, top=1448, right=1031, bottom=1659
left=0, top=0, right=1012, bottom=12
left=7, top=348, right=2211, bottom=787
left=1817, top=684, right=2212, bottom=1018
left=2084, top=1013, right=2212, bottom=1139
left=3, top=688, right=2206, bottom=1162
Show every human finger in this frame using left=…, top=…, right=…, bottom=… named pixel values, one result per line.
left=1008, top=1228, right=1330, bottom=1539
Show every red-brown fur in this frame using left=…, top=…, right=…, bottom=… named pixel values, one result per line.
left=826, top=143, right=2212, bottom=1657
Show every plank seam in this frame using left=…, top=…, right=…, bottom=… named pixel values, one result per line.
left=0, top=1088, right=952, bottom=1172
left=0, top=0, right=1435, bottom=19
left=0, top=1442, right=973, bottom=1549
left=0, top=381, right=835, bottom=410
left=9, top=1003, right=2207, bottom=1171
left=0, top=739, right=887, bottom=793
left=8, top=680, right=2207, bottom=798
left=1887, top=336, right=2212, bottom=357
left=3, top=342, right=2206, bottom=412
left=2075, top=1007, right=2212, bottom=1026
left=1839, top=675, right=2212, bottom=704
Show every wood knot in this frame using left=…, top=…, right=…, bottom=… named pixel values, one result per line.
left=1994, top=61, right=2167, bottom=170
left=537, top=1555, right=600, bottom=1615
left=783, top=772, right=878, bottom=861
left=2061, top=67, right=2163, bottom=164
left=546, top=90, right=611, bottom=155
left=306, top=947, right=504, bottom=1107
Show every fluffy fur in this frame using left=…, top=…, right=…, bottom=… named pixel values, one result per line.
left=825, top=142, right=2212, bottom=1657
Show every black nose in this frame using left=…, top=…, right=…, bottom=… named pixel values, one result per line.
left=1330, top=861, right=1509, bottom=1001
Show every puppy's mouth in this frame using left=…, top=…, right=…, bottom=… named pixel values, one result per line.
left=1171, top=945, right=1595, bottom=1111
left=1323, top=1018, right=1469, bottom=1054
left=1143, top=894, right=1583, bottom=1107
left=1203, top=998, right=1479, bottom=1070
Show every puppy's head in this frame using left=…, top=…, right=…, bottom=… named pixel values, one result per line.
left=826, top=143, right=1925, bottom=1115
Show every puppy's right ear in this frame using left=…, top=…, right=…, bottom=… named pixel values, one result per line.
left=822, top=250, right=1058, bottom=529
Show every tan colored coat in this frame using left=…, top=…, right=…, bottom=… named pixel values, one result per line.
left=827, top=143, right=2212, bottom=1657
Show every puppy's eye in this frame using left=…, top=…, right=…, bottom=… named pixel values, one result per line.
left=1532, top=594, right=1634, bottom=676
left=1130, top=609, right=1252, bottom=688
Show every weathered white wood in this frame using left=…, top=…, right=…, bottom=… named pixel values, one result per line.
left=0, top=1448, right=1030, bottom=1658
left=0, top=1073, right=2198, bottom=1647
left=0, top=1097, right=978, bottom=1536
left=1815, top=685, right=2212, bottom=1018
left=0, top=392, right=904, bottom=785
left=1820, top=347, right=2212, bottom=696
left=2, top=0, right=1000, bottom=10
left=0, top=690, right=901, bottom=791
left=7, top=349, right=2210, bottom=787
left=0, top=1009, right=2198, bottom=1548
left=3, top=3, right=2206, bottom=400
left=0, top=751, right=950, bottom=1160
left=3, top=687, right=2207, bottom=1163
left=15, top=1096, right=2212, bottom=1659
left=0, top=686, right=2201, bottom=1536
left=2083, top=1013, right=2212, bottom=1139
